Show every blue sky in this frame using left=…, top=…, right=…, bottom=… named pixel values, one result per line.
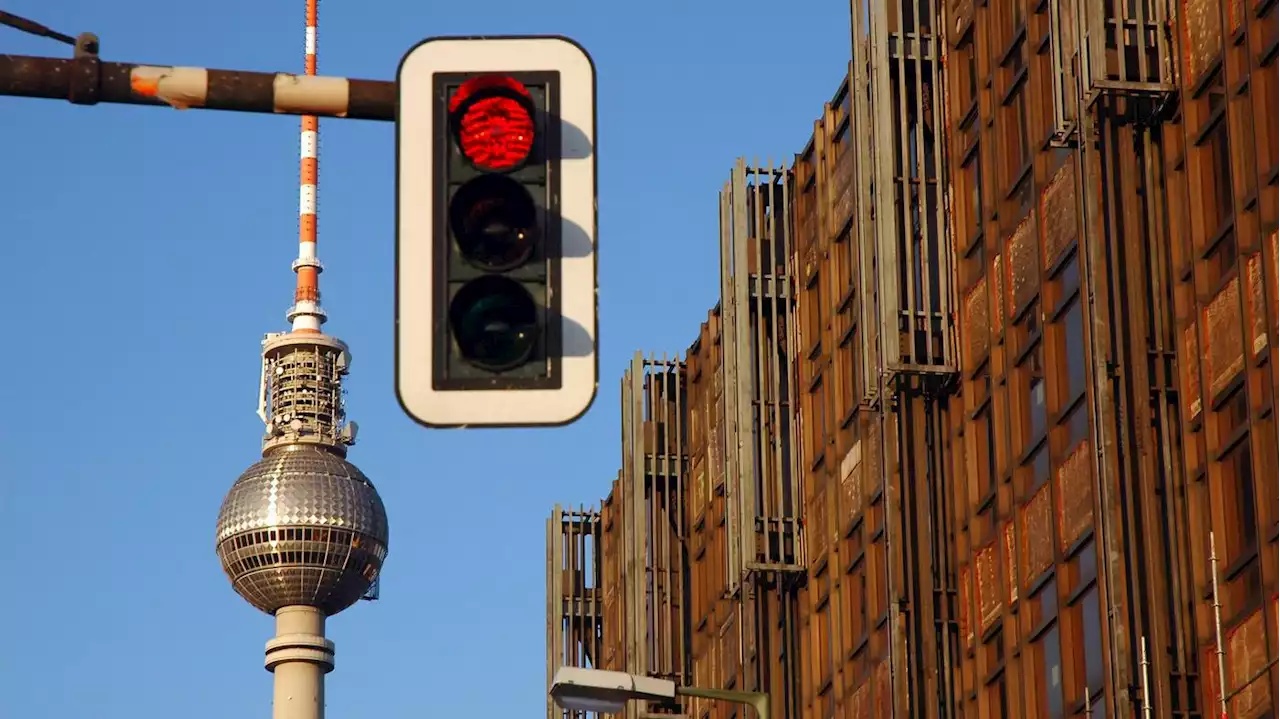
left=0, top=1, right=849, bottom=716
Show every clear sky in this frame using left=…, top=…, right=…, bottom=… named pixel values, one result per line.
left=0, top=1, right=849, bottom=716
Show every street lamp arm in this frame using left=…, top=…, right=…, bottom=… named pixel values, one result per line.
left=675, top=686, right=770, bottom=719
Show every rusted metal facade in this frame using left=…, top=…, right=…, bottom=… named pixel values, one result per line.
left=549, top=2, right=1277, bottom=718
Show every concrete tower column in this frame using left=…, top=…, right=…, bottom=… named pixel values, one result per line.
left=265, top=605, right=334, bottom=719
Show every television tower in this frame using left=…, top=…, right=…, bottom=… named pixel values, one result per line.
left=214, top=3, right=389, bottom=718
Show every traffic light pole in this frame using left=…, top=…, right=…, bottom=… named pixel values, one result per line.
left=0, top=52, right=395, bottom=121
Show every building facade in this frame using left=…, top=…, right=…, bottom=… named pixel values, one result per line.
left=547, top=1, right=1278, bottom=718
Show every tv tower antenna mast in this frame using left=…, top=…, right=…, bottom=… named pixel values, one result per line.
left=214, top=3, right=390, bottom=719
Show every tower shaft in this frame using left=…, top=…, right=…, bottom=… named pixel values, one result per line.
left=266, top=605, right=334, bottom=719
left=288, top=0, right=325, bottom=333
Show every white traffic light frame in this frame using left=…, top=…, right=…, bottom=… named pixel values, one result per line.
left=395, top=35, right=598, bottom=428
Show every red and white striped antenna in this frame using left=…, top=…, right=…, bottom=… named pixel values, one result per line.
left=287, top=0, right=325, bottom=334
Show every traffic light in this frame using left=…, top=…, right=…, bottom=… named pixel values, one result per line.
left=395, top=36, right=598, bottom=429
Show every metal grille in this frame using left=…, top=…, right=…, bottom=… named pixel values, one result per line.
left=546, top=505, right=605, bottom=719
left=851, top=0, right=958, bottom=379
left=719, top=160, right=803, bottom=579
left=618, top=353, right=690, bottom=714
left=1049, top=0, right=1174, bottom=138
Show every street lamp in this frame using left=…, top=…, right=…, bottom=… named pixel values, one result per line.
left=550, top=666, right=770, bottom=719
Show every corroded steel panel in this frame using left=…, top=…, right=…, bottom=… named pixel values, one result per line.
left=1183, top=320, right=1203, bottom=420
left=1205, top=276, right=1245, bottom=399
left=1227, top=609, right=1271, bottom=716
left=1246, top=253, right=1269, bottom=358
left=991, top=253, right=1005, bottom=336
left=840, top=439, right=864, bottom=522
left=1227, top=0, right=1245, bottom=34
left=959, top=564, right=974, bottom=646
left=1021, top=484, right=1055, bottom=585
left=809, top=484, right=830, bottom=562
left=1003, top=521, right=1018, bottom=604
left=1269, top=229, right=1280, bottom=332
left=873, top=660, right=891, bottom=717
left=849, top=681, right=871, bottom=719
left=1056, top=442, right=1094, bottom=552
left=1182, top=0, right=1222, bottom=82
left=965, top=276, right=990, bottom=368
left=975, top=542, right=1001, bottom=631
left=861, top=416, right=882, bottom=505
left=1006, top=214, right=1039, bottom=315
left=1203, top=645, right=1225, bottom=714
left=1040, top=159, right=1078, bottom=270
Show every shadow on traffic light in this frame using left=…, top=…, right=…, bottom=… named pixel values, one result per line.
left=546, top=308, right=595, bottom=359
left=542, top=111, right=594, bottom=162
left=554, top=212, right=595, bottom=260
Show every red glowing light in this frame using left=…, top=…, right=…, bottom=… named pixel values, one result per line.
left=450, top=75, right=536, bottom=171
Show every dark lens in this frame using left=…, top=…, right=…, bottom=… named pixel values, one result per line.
left=449, top=276, right=539, bottom=371
left=449, top=174, right=537, bottom=272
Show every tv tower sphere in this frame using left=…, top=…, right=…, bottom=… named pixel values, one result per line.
left=215, top=443, right=389, bottom=616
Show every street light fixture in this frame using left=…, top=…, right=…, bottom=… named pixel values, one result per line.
left=550, top=666, right=770, bottom=719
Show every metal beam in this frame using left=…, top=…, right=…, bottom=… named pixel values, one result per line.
left=0, top=53, right=395, bottom=120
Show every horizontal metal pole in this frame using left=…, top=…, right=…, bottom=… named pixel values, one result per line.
left=0, top=53, right=396, bottom=121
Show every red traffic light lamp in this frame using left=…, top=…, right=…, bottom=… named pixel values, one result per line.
left=449, top=74, right=537, bottom=171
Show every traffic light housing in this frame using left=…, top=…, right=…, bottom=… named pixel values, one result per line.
left=396, top=36, right=597, bottom=428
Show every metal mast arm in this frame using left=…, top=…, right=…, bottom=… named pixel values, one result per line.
left=675, top=686, right=770, bottom=719
left=0, top=53, right=395, bottom=120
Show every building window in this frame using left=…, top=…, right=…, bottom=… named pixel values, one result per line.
left=1028, top=575, right=1065, bottom=718
left=1062, top=400, right=1090, bottom=450
left=1025, top=344, right=1047, bottom=445
left=1259, top=52, right=1280, bottom=173
left=966, top=40, right=980, bottom=112
left=977, top=406, right=999, bottom=499
left=1206, top=229, right=1238, bottom=288
left=1220, top=438, right=1258, bottom=564
left=965, top=146, right=985, bottom=240
left=806, top=270, right=824, bottom=357
left=1067, top=541, right=1104, bottom=703
left=1078, top=586, right=1105, bottom=696
left=1021, top=442, right=1051, bottom=497
left=1195, top=73, right=1235, bottom=244
left=844, top=556, right=867, bottom=648
left=986, top=672, right=1010, bottom=719
left=808, top=377, right=827, bottom=465
left=1035, top=625, right=1065, bottom=718
left=1058, top=299, right=1086, bottom=404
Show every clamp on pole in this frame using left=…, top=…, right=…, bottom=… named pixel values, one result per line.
left=69, top=32, right=100, bottom=105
